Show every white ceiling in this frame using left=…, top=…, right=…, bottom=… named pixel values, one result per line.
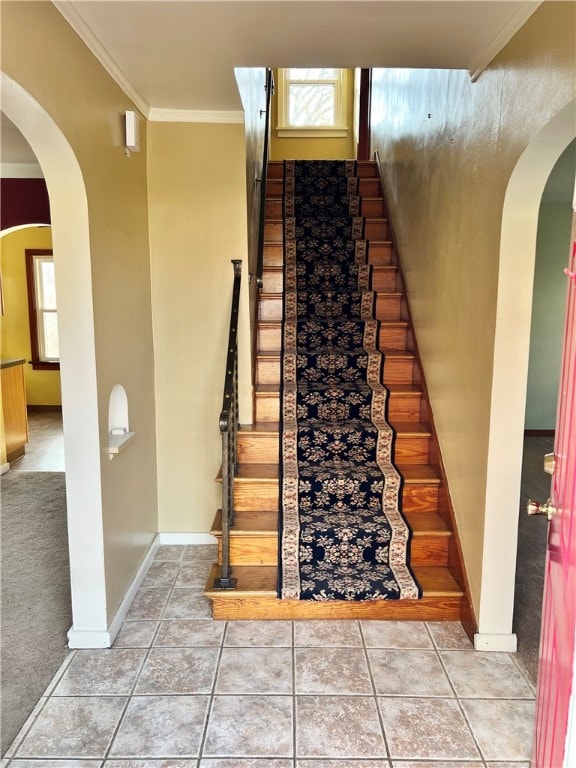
left=7, top=0, right=574, bottom=202
left=55, top=0, right=542, bottom=117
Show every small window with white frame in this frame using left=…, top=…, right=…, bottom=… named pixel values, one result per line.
left=25, top=249, right=60, bottom=369
left=277, top=68, right=348, bottom=137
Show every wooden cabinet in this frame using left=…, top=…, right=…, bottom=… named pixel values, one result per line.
left=1, top=360, right=28, bottom=462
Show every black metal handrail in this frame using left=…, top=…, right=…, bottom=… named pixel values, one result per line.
left=255, top=68, right=275, bottom=289
left=213, top=259, right=242, bottom=589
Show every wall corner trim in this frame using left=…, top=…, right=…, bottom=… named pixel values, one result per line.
left=68, top=535, right=160, bottom=649
left=474, top=632, right=518, bottom=652
left=148, top=108, right=245, bottom=124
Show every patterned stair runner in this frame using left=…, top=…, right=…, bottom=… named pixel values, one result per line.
left=280, top=159, right=421, bottom=601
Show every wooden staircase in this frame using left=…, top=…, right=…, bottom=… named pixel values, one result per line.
left=206, top=160, right=471, bottom=625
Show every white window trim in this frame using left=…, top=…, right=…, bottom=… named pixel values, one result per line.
left=276, top=68, right=349, bottom=138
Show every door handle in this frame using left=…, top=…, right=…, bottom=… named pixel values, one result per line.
left=544, top=453, right=555, bottom=476
left=527, top=498, right=557, bottom=520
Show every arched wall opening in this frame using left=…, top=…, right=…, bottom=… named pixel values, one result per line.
left=1, top=72, right=108, bottom=643
left=477, top=99, right=576, bottom=647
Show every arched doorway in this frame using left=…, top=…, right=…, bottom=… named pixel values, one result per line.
left=477, top=99, right=576, bottom=647
left=1, top=73, right=108, bottom=645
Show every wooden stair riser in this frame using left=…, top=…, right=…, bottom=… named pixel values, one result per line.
left=209, top=593, right=463, bottom=621
left=265, top=220, right=389, bottom=243
left=256, top=353, right=415, bottom=387
left=266, top=161, right=379, bottom=180
left=258, top=322, right=409, bottom=353
left=232, top=477, right=439, bottom=513
left=264, top=242, right=395, bottom=268
left=266, top=177, right=382, bottom=198
left=214, top=531, right=448, bottom=568
left=265, top=197, right=388, bottom=220
left=205, top=564, right=464, bottom=621
left=261, top=266, right=399, bottom=293
left=259, top=294, right=403, bottom=323
left=254, top=390, right=422, bottom=423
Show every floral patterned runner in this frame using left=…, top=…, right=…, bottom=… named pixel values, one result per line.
left=280, top=159, right=421, bottom=601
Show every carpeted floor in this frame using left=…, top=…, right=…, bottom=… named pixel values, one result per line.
left=514, top=436, right=554, bottom=686
left=1, top=471, right=71, bottom=756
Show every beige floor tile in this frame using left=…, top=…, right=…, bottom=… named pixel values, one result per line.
left=295, top=647, right=372, bottom=694
left=175, top=562, right=214, bottom=588
left=379, top=697, right=480, bottom=760
left=102, top=761, right=196, bottom=767
left=296, top=696, right=386, bottom=758
left=426, top=622, right=473, bottom=649
left=294, top=620, right=362, bottom=647
left=224, top=620, right=293, bottom=647
left=369, top=649, right=453, bottom=696
left=141, top=562, right=180, bottom=588
left=114, top=621, right=159, bottom=648
left=109, top=695, right=209, bottom=758
left=53, top=650, right=146, bottom=696
left=200, top=761, right=293, bottom=767
left=16, top=697, right=126, bottom=759
left=441, top=651, right=534, bottom=699
left=215, top=647, right=293, bottom=694
left=461, top=699, right=535, bottom=761
left=183, top=544, right=218, bottom=561
left=391, top=762, right=483, bottom=767
left=134, top=647, right=219, bottom=694
left=203, top=695, right=293, bottom=757
left=297, top=762, right=390, bottom=768
left=153, top=546, right=186, bottom=562
left=164, top=589, right=212, bottom=619
left=11, top=761, right=104, bottom=767
left=361, top=620, right=432, bottom=648
left=153, top=619, right=225, bottom=647
left=126, top=589, right=171, bottom=621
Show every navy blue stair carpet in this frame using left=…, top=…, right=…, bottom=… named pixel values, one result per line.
left=279, top=159, right=421, bottom=601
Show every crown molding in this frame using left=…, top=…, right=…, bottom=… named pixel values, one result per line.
left=148, top=108, right=245, bottom=124
left=469, top=1, right=541, bottom=82
left=53, top=1, right=150, bottom=118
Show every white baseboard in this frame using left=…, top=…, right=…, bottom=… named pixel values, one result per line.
left=474, top=632, right=518, bottom=652
left=68, top=536, right=161, bottom=649
left=1, top=462, right=10, bottom=475
left=158, top=532, right=217, bottom=545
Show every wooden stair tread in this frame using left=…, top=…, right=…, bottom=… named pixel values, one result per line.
left=212, top=509, right=277, bottom=535
left=230, top=462, right=440, bottom=486
left=385, top=384, right=422, bottom=395
left=212, top=508, right=449, bottom=537
left=397, top=464, right=441, bottom=484
left=205, top=563, right=463, bottom=598
left=239, top=422, right=279, bottom=433
left=389, top=421, right=431, bottom=435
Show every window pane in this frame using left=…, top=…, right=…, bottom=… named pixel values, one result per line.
left=288, top=68, right=337, bottom=81
left=289, top=84, right=335, bottom=126
left=42, top=311, right=60, bottom=359
left=39, top=259, right=57, bottom=310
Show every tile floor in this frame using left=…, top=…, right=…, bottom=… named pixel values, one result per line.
left=3, top=545, right=535, bottom=767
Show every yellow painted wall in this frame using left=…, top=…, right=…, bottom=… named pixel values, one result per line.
left=271, top=69, right=355, bottom=160
left=147, top=121, right=251, bottom=533
left=370, top=1, right=575, bottom=617
left=2, top=2, right=158, bottom=623
left=0, top=227, right=61, bottom=405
